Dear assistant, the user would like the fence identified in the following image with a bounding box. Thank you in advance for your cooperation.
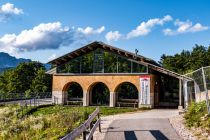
[61,107,101,140]
[0,92,52,118]
[0,92,52,103]
[184,66,210,114]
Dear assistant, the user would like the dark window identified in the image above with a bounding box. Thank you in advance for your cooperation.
[104,51,117,73]
[118,56,131,73]
[57,49,148,74]
[57,57,80,73]
[132,62,147,73]
[81,52,93,73]
[93,49,104,73]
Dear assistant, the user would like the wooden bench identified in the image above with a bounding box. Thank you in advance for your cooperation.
[117,99,138,108]
[66,98,83,106]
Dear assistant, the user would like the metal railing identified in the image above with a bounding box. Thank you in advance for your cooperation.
[184,66,210,114]
[0,92,52,103]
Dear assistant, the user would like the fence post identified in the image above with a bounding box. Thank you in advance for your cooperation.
[82,131,86,140]
[98,108,101,132]
[90,121,93,140]
[201,67,210,114]
[178,79,183,109]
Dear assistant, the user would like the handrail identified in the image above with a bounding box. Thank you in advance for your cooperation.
[61,107,101,140]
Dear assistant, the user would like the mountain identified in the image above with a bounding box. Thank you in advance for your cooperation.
[0,52,31,72]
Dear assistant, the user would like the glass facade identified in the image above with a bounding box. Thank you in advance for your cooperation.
[57,48,148,74]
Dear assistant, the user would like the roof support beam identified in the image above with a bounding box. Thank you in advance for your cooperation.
[81,49,86,53]
[88,46,93,50]
[67,55,73,58]
[74,52,80,56]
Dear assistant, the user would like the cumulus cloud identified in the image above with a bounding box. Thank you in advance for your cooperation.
[105,31,121,42]
[0,3,23,21]
[126,15,172,39]
[163,19,209,35]
[77,26,105,35]
[0,22,75,55]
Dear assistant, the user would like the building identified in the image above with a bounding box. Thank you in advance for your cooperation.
[47,41,186,108]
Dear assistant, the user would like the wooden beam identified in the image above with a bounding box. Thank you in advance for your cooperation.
[81,49,86,53]
[74,52,80,56]
[61,57,68,61]
[88,46,93,50]
[124,52,128,57]
[117,50,121,55]
[54,60,61,65]
[102,45,107,49]
[67,55,73,58]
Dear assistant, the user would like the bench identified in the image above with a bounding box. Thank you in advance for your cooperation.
[66,98,83,106]
[117,99,138,108]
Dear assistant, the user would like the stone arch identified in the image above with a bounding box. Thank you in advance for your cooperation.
[114,82,139,106]
[88,82,110,106]
[62,82,83,104]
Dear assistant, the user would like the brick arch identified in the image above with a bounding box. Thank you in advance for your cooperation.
[87,81,110,105]
[113,81,140,93]
[52,75,141,105]
[62,81,84,103]
[62,81,83,92]
[87,81,111,94]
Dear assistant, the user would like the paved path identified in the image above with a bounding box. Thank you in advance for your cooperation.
[94,109,181,140]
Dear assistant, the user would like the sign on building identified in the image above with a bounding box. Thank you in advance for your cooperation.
[140,76,150,104]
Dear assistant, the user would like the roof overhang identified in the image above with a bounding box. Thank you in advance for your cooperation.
[48,41,159,66]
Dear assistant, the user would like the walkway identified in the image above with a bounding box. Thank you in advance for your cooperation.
[94,109,181,140]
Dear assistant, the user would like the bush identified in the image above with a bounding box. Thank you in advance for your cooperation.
[184,101,209,128]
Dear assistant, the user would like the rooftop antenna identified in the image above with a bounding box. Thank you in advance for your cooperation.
[135,49,139,55]
[134,49,138,59]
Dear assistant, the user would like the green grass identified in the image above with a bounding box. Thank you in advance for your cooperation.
[0,105,146,140]
[32,105,145,116]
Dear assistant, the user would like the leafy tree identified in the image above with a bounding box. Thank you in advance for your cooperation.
[160,44,210,74]
[0,61,52,99]
[30,68,52,93]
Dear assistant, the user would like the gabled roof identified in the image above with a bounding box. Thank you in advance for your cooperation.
[48,41,159,66]
[47,41,191,80]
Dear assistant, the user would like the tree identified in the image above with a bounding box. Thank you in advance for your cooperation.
[30,68,52,93]
[0,61,52,99]
[159,44,210,74]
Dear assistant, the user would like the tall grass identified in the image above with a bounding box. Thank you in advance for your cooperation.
[0,105,143,139]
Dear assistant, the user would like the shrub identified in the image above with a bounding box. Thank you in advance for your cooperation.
[184,101,209,128]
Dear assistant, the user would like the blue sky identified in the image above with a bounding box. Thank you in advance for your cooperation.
[0,0,210,63]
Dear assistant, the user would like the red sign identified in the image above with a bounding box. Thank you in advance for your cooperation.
[139,75,150,79]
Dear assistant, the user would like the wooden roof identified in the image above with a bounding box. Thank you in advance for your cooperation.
[47,41,191,80]
[48,41,159,66]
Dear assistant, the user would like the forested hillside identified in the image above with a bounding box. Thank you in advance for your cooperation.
[159,44,210,74]
[0,62,52,98]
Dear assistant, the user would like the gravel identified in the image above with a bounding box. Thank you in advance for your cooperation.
[169,114,197,140]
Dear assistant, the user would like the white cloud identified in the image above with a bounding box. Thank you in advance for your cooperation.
[163,19,209,35]
[48,54,57,60]
[105,31,121,42]
[126,15,172,39]
[77,26,105,35]
[0,3,23,21]
[0,22,75,55]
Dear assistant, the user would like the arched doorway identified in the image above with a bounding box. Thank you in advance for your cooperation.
[90,82,110,106]
[64,82,83,104]
[115,82,139,107]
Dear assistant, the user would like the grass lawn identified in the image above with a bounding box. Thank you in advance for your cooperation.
[0,104,146,140]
